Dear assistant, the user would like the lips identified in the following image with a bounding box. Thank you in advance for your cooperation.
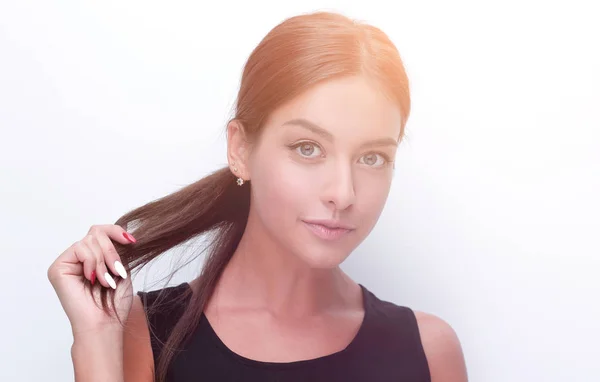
[302,219,355,241]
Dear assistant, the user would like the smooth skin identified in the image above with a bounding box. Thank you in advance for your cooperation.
[47,224,135,382]
[49,76,468,382]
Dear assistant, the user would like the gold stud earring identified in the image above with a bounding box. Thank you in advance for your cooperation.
[233,167,238,173]
[236,178,244,186]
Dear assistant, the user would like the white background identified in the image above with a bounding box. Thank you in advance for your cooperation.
[1,1,599,381]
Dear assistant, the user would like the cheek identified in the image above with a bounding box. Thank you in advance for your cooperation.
[355,173,393,222]
[251,156,313,226]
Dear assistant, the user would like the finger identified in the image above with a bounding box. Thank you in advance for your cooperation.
[89,224,137,246]
[72,241,98,283]
[83,233,125,280]
[95,258,117,290]
[82,235,105,283]
[80,239,115,290]
[95,231,128,280]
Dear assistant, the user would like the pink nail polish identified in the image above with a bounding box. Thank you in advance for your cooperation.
[123,232,137,243]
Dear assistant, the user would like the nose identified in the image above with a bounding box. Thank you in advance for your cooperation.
[321,163,356,211]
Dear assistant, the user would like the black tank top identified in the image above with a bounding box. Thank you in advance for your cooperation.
[138,283,431,382]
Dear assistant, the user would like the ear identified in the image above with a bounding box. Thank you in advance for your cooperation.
[226,119,250,181]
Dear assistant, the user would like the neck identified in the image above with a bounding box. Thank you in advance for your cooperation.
[211,210,360,318]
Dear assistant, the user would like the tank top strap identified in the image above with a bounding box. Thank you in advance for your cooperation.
[137,282,193,365]
[354,284,431,381]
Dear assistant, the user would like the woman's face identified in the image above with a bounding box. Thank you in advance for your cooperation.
[242,75,402,268]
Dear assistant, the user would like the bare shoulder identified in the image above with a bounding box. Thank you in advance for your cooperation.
[413,310,468,382]
[123,294,154,382]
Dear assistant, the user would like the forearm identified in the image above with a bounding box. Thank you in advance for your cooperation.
[71,329,124,382]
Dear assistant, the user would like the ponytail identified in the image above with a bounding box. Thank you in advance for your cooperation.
[102,166,250,381]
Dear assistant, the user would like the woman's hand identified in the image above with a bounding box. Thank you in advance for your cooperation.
[48,224,137,336]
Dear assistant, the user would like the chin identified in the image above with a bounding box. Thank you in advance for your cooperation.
[293,246,351,269]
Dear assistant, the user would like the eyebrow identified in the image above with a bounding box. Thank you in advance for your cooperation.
[282,118,398,148]
[282,118,334,141]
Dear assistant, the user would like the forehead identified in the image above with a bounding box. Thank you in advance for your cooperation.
[265,75,402,141]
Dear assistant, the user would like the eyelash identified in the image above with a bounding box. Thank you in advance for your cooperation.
[288,141,392,167]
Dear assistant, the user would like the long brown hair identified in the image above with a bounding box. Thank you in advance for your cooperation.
[102,11,411,382]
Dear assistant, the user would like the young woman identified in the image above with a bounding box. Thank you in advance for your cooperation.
[48,11,468,382]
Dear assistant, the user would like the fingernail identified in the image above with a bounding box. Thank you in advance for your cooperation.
[105,272,117,289]
[90,271,96,285]
[123,232,137,243]
[114,261,128,279]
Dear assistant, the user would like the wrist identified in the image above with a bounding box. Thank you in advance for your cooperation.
[72,330,123,350]
[71,333,124,382]
[72,326,124,361]
[72,322,124,341]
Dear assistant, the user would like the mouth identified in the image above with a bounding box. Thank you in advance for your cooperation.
[301,219,356,241]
